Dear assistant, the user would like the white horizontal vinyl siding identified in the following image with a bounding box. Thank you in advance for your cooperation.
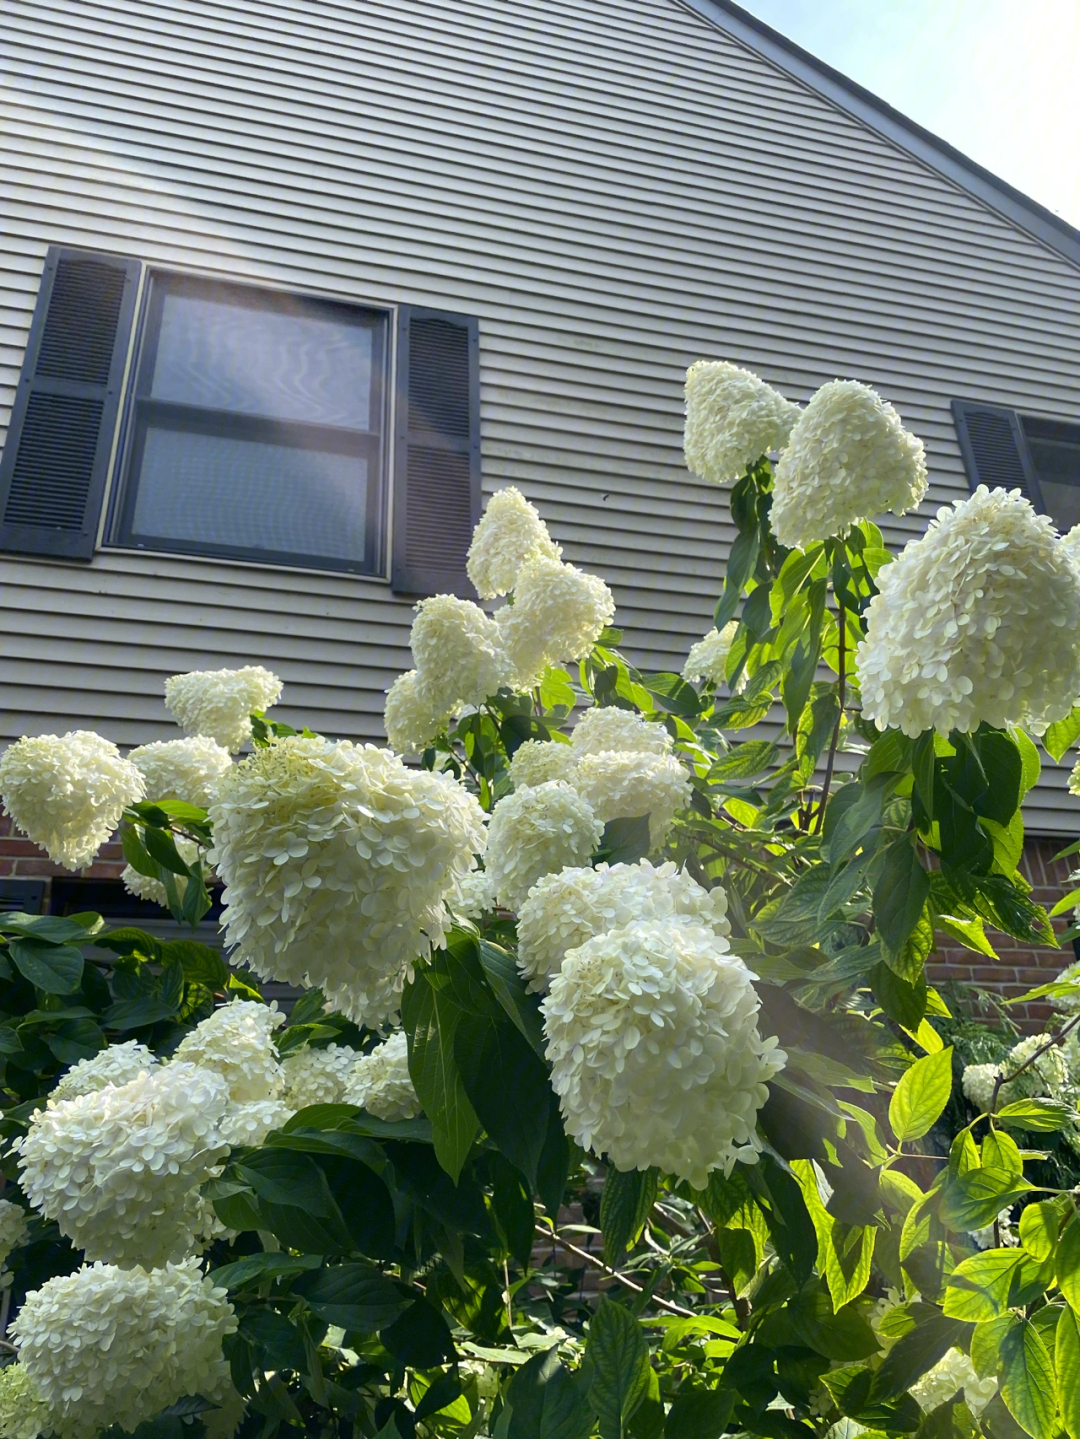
[1,0,1079,831]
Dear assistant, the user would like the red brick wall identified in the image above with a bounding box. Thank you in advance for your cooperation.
[2,817,1076,1029]
[926,838,1077,1031]
[0,814,125,898]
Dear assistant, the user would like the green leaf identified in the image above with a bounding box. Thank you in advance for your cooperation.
[585,1300,650,1439]
[875,837,931,961]
[942,1249,1045,1321]
[709,740,779,782]
[9,939,84,994]
[871,1306,973,1399]
[1056,1215,1080,1312]
[889,1047,953,1142]
[400,970,479,1183]
[716,529,760,630]
[1044,704,1080,763]
[291,1263,410,1331]
[0,912,98,943]
[912,732,936,820]
[159,939,229,989]
[210,1253,321,1289]
[236,1150,338,1217]
[871,962,927,1028]
[507,1347,595,1439]
[596,815,652,866]
[940,1168,1035,1232]
[238,1308,307,1373]
[1019,1201,1061,1263]
[600,1166,658,1265]
[141,824,194,875]
[380,1297,456,1368]
[1000,1318,1057,1439]
[1056,1304,1080,1439]
[996,1098,1075,1131]
[454,1003,556,1190]
[640,671,702,719]
[477,939,546,1055]
[663,1391,733,1439]
[120,823,160,879]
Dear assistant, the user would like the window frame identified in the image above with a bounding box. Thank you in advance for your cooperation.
[108,268,391,577]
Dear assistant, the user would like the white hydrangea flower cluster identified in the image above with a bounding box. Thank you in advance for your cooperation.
[127,734,233,808]
[467,486,562,598]
[508,740,578,790]
[0,730,145,871]
[484,781,604,912]
[683,361,800,485]
[962,1033,1071,1116]
[570,706,672,757]
[209,737,486,1027]
[174,999,285,1104]
[517,860,730,991]
[0,1364,51,1439]
[51,1040,158,1102]
[451,867,498,919]
[11,1258,236,1439]
[219,1098,294,1147]
[13,1063,229,1267]
[542,920,785,1188]
[574,750,691,850]
[383,670,450,756]
[909,1348,996,1416]
[970,1206,1019,1251]
[497,556,616,686]
[410,594,513,712]
[858,486,1080,736]
[282,1043,361,1109]
[961,1062,1000,1113]
[1057,958,1080,1012]
[121,832,200,908]
[344,1032,422,1120]
[682,622,738,685]
[771,380,927,549]
[164,666,283,753]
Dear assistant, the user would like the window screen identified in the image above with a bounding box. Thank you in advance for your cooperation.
[1021,416,1080,532]
[112,274,387,573]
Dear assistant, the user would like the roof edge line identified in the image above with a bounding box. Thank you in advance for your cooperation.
[675,0,1080,273]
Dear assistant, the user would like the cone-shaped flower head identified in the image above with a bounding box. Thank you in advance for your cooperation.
[467,486,562,598]
[542,920,785,1188]
[684,361,800,485]
[771,380,927,549]
[383,669,449,755]
[484,780,603,912]
[570,706,672,757]
[682,622,738,684]
[498,556,615,684]
[173,999,285,1104]
[409,594,513,711]
[209,737,486,1027]
[13,1063,229,1267]
[508,739,579,790]
[517,860,730,991]
[858,485,1080,735]
[0,730,144,871]
[11,1258,236,1439]
[164,666,282,752]
[127,735,232,808]
[281,1043,361,1109]
[344,1032,422,1120]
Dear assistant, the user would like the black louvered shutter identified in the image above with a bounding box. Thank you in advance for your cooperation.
[391,306,480,596]
[951,399,1043,510]
[0,247,140,560]
[0,879,47,916]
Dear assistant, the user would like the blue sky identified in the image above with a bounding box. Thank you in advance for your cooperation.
[736,0,1080,229]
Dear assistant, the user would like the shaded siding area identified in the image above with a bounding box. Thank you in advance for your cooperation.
[2,0,1080,829]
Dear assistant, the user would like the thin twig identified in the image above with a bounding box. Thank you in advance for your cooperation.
[535,1224,696,1317]
[989,1012,1080,1114]
[813,596,847,834]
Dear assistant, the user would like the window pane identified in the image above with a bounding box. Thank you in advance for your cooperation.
[150,293,374,429]
[132,427,368,562]
[1025,423,1080,532]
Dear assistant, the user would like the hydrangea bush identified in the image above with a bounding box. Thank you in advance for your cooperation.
[2,364,1080,1438]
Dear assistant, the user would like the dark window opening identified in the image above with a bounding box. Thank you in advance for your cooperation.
[1021,415,1080,532]
[111,272,389,575]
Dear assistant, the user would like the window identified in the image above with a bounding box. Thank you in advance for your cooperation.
[0,246,481,596]
[952,399,1080,532]
[112,273,387,573]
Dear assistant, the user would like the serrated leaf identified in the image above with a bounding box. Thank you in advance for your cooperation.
[291,1263,410,1331]
[586,1300,650,1439]
[1056,1215,1080,1312]
[889,1047,953,1142]
[940,1167,1035,1232]
[601,1166,658,1265]
[507,1347,595,1439]
[1000,1318,1056,1439]
[1056,1304,1080,1439]
[9,939,84,995]
[1019,1201,1061,1263]
[996,1098,1075,1131]
[1045,705,1080,763]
